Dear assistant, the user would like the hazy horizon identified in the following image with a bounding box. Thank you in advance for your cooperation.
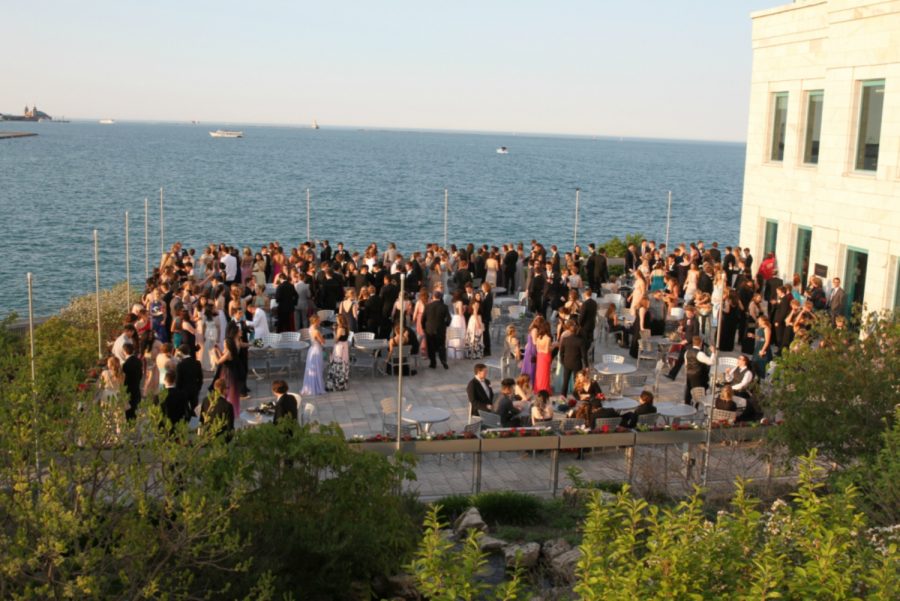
[1,1,777,143]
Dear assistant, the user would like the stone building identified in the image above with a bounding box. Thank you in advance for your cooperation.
[740,0,900,313]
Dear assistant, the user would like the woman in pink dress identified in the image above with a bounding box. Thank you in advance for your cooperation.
[412,290,429,358]
[533,320,553,394]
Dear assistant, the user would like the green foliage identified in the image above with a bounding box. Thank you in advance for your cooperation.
[57,281,139,344]
[765,310,900,466]
[409,506,523,601]
[434,494,473,524]
[836,407,900,527]
[599,232,644,258]
[572,451,898,600]
[565,465,624,495]
[472,491,543,526]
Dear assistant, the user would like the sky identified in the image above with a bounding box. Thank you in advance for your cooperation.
[1,0,777,142]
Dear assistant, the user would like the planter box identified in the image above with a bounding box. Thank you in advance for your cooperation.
[480,435,560,452]
[709,426,770,444]
[352,441,402,455]
[559,432,635,449]
[401,438,481,454]
[634,429,706,445]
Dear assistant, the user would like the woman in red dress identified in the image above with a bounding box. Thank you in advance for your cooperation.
[533,320,553,394]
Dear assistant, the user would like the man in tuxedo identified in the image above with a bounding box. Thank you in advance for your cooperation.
[585,244,597,291]
[594,248,609,286]
[319,240,332,264]
[708,242,722,264]
[502,244,519,293]
[682,336,715,403]
[665,305,701,379]
[527,260,546,315]
[466,363,494,417]
[379,274,399,337]
[544,262,567,316]
[772,286,793,354]
[625,244,640,272]
[558,322,585,397]
[354,265,372,294]
[765,272,785,322]
[271,379,298,426]
[479,281,494,356]
[122,342,143,421]
[723,246,737,286]
[159,371,192,430]
[548,245,562,276]
[175,343,204,414]
[829,277,846,321]
[743,248,754,277]
[453,259,473,291]
[423,290,451,369]
[274,273,298,332]
[578,287,598,361]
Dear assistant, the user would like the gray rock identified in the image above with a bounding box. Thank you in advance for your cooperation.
[550,548,582,583]
[479,535,508,552]
[453,507,487,536]
[503,542,541,569]
[385,573,420,600]
[541,538,572,561]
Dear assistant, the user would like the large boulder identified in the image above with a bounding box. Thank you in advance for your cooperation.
[453,507,487,536]
[478,535,508,552]
[541,538,572,562]
[503,542,541,569]
[549,548,582,583]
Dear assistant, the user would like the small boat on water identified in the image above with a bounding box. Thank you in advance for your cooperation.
[496,146,509,154]
[99,119,115,125]
[209,130,243,138]
[312,119,320,130]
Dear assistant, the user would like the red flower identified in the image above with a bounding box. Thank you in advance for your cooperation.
[600,425,609,433]
[568,398,577,407]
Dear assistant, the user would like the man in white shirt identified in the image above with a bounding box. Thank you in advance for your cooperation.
[724,354,754,397]
[221,250,238,284]
[112,325,137,364]
[247,304,270,339]
[684,335,715,403]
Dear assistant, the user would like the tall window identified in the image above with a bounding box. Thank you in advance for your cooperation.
[794,226,812,289]
[894,259,900,310]
[803,91,824,164]
[770,92,789,161]
[844,248,868,315]
[764,220,778,257]
[855,80,885,171]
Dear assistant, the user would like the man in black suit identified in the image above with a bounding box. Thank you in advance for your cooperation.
[159,371,192,430]
[423,291,451,369]
[723,246,737,286]
[466,363,494,417]
[502,245,519,293]
[708,242,722,264]
[683,336,715,403]
[319,240,332,264]
[665,305,701,379]
[453,259,473,291]
[578,288,598,361]
[379,274,399,337]
[765,272,785,322]
[175,343,204,414]
[479,281,494,356]
[271,380,298,426]
[122,342,143,421]
[527,260,546,315]
[625,244,640,272]
[558,322,584,397]
[620,390,657,428]
[585,244,597,291]
[354,265,372,294]
[594,248,609,285]
[274,273,298,332]
[544,262,567,315]
[772,286,793,354]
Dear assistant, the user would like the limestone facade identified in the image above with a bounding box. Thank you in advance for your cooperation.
[740,0,900,312]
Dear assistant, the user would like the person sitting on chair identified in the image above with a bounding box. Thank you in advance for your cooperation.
[466,363,494,417]
[272,379,298,426]
[620,390,657,429]
[714,384,738,412]
[495,378,522,427]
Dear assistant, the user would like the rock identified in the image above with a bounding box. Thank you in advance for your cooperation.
[385,573,420,600]
[503,542,541,569]
[453,507,487,536]
[479,535,508,552]
[541,538,572,561]
[550,548,582,584]
[439,529,456,543]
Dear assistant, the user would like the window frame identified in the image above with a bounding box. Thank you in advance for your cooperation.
[854,80,885,172]
[769,92,789,162]
[802,90,824,165]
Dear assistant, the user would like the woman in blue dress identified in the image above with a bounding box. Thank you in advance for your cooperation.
[301,314,327,396]
[751,315,773,380]
[649,261,667,292]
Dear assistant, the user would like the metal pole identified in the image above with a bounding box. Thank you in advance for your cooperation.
[573,187,581,249]
[125,211,130,311]
[306,188,311,242]
[701,298,724,487]
[159,187,164,259]
[94,229,102,359]
[27,273,39,480]
[144,198,149,279]
[396,273,406,451]
[443,188,449,249]
[665,190,672,252]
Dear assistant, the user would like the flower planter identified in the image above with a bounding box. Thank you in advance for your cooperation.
[480,435,560,452]
[401,438,481,454]
[709,426,770,444]
[353,441,401,455]
[559,432,635,449]
[634,429,706,445]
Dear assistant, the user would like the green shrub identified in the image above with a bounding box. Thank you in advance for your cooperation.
[472,491,543,526]
[599,232,644,258]
[433,494,472,524]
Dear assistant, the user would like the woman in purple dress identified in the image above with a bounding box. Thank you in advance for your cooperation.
[301,315,327,396]
[519,314,545,386]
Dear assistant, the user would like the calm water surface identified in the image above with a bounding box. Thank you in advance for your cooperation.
[0,121,745,316]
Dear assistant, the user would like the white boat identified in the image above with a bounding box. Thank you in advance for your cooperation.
[99,119,115,125]
[209,130,243,138]
[496,146,509,154]
[311,119,320,130]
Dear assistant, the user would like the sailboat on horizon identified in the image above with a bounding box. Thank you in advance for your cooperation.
[311,119,320,130]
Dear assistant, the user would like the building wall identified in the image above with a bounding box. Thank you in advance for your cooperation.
[740,0,900,312]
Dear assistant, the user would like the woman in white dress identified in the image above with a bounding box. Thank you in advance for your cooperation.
[684,263,700,305]
[628,270,647,317]
[465,300,485,359]
[199,306,220,372]
[485,252,499,288]
[447,291,467,359]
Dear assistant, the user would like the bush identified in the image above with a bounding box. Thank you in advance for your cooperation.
[57,281,140,345]
[600,232,644,258]
[472,491,543,526]
[433,494,472,524]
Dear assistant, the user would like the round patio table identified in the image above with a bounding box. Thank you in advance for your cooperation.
[404,406,451,433]
[655,402,697,424]
[603,397,639,413]
[494,296,519,306]
[593,362,637,375]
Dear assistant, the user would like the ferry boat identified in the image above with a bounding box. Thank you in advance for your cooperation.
[99,118,115,125]
[209,130,243,138]
[496,146,509,154]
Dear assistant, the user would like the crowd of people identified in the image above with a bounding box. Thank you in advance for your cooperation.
[96,234,848,433]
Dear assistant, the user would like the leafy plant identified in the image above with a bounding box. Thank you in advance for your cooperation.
[599,232,645,258]
[434,494,473,525]
[473,492,543,526]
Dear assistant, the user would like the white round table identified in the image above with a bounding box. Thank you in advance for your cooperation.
[493,286,507,295]
[593,362,637,375]
[494,297,519,307]
[404,406,451,433]
[655,402,697,423]
[354,339,389,351]
[274,340,309,351]
[604,397,639,413]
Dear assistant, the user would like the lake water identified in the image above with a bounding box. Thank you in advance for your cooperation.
[0,121,745,316]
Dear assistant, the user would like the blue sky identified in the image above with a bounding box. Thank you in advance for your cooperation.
[1,1,776,141]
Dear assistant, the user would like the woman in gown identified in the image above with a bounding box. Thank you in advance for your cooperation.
[533,320,553,394]
[485,252,499,288]
[99,356,125,438]
[683,264,700,305]
[337,288,359,333]
[213,324,242,419]
[519,315,543,385]
[326,314,351,392]
[301,315,327,396]
[148,288,168,343]
[629,297,650,359]
[447,292,467,359]
[240,247,254,285]
[628,270,647,317]
[719,289,742,352]
[649,261,667,292]
[199,306,219,372]
[253,253,267,287]
[412,290,429,358]
[465,300,485,359]
[751,315,773,380]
